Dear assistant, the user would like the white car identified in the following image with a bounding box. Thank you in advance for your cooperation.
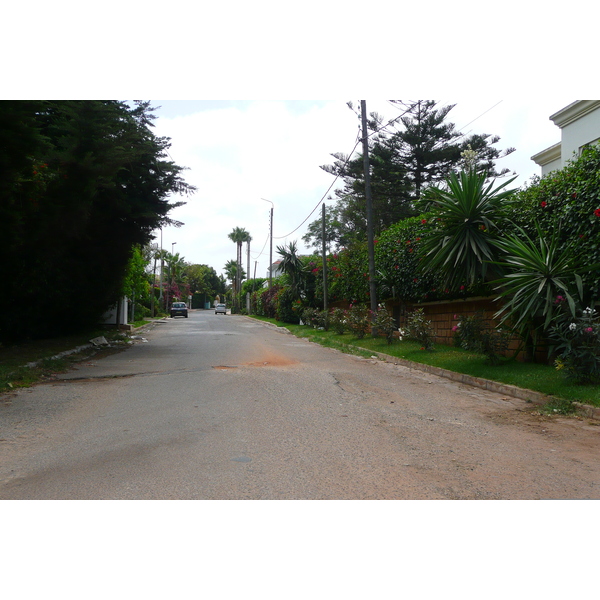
[215,303,227,315]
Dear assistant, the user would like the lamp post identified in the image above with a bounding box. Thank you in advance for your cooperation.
[262,198,273,288]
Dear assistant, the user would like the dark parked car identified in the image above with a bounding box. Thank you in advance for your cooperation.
[215,303,227,315]
[170,301,188,318]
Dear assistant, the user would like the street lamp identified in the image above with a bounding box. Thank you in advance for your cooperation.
[261,199,273,288]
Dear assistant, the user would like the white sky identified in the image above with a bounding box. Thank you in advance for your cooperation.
[151,98,571,279]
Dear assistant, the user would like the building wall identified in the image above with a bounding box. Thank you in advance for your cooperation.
[560,107,600,165]
[533,100,600,175]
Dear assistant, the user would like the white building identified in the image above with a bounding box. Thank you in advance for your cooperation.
[531,100,600,176]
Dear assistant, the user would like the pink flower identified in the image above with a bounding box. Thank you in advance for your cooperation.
[586,327,594,333]
[452,325,458,332]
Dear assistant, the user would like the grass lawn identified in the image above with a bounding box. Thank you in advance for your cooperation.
[0,328,128,395]
[249,315,600,408]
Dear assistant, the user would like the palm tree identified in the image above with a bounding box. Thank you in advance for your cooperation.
[276,240,305,295]
[223,260,244,300]
[223,259,243,304]
[244,231,252,286]
[228,227,251,308]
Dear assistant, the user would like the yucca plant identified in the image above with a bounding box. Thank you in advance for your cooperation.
[419,169,518,290]
[491,221,595,338]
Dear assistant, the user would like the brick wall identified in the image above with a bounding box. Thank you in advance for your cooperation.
[389,297,542,362]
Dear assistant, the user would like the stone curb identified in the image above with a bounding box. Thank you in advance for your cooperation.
[232,316,600,421]
[369,350,600,421]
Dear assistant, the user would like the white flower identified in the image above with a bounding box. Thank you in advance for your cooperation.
[569,323,577,331]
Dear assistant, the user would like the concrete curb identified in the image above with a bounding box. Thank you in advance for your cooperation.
[215,316,600,421]
[369,350,600,421]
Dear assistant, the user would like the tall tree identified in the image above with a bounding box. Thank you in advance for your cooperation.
[227,226,250,309]
[389,100,462,201]
[276,240,305,295]
[305,101,514,249]
[0,100,195,342]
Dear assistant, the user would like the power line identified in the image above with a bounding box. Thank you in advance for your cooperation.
[273,136,362,240]
[273,101,415,241]
[250,230,270,260]
[271,100,503,243]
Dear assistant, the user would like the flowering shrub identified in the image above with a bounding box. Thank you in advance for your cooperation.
[375,214,489,303]
[548,305,600,383]
[329,307,348,334]
[346,304,370,339]
[405,308,435,350]
[452,312,509,365]
[372,306,398,344]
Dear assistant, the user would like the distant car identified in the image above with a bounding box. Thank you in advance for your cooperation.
[215,303,227,315]
[170,302,188,318]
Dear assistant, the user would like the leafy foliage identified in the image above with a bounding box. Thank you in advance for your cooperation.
[305,100,514,249]
[549,305,600,384]
[404,308,435,350]
[329,308,349,334]
[346,304,371,339]
[452,312,510,365]
[418,169,518,289]
[509,143,600,299]
[492,221,589,335]
[0,100,194,343]
[372,306,397,344]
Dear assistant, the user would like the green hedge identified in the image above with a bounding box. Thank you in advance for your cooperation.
[510,143,600,300]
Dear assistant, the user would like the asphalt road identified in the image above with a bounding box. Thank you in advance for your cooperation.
[1,310,599,499]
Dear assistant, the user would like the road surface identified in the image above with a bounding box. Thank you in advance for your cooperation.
[1,310,599,499]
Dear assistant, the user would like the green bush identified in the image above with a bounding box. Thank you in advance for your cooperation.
[549,304,600,383]
[373,306,397,344]
[405,308,435,350]
[329,307,348,334]
[452,311,509,366]
[510,143,600,300]
[346,304,370,339]
[275,287,301,324]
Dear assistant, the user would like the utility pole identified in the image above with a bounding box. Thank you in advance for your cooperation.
[361,100,378,335]
[262,199,274,288]
[321,202,328,314]
[159,228,164,311]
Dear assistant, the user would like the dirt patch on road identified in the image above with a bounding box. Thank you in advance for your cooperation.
[245,354,298,368]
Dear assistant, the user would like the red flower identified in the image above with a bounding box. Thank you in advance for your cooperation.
[594,208,600,217]
[421,219,427,224]
[541,201,547,208]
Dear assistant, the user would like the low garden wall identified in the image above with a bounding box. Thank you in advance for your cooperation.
[389,297,549,363]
